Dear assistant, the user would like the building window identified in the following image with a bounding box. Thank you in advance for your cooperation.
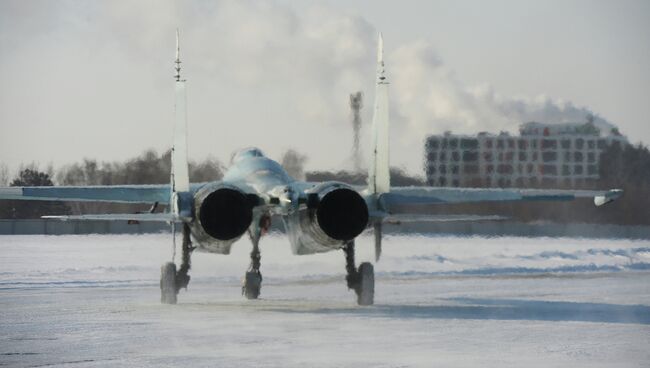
[450,139,458,149]
[442,139,448,149]
[574,151,584,162]
[542,139,557,149]
[508,139,514,149]
[483,152,493,161]
[519,152,527,161]
[452,151,460,162]
[463,151,478,162]
[574,165,583,175]
[532,152,538,161]
[452,179,460,187]
[464,165,479,174]
[542,165,557,175]
[527,164,534,174]
[460,138,478,150]
[485,139,493,149]
[439,165,447,174]
[542,152,557,162]
[497,140,505,149]
[428,138,439,149]
[575,138,584,149]
[440,152,447,161]
[487,165,494,174]
[505,152,514,161]
[427,165,436,175]
[588,165,598,175]
[597,139,607,149]
[562,165,570,176]
[518,139,528,150]
[439,177,447,186]
[588,152,595,163]
[561,139,571,149]
[498,164,513,174]
[427,152,437,161]
[564,152,571,162]
[542,178,558,187]
[452,165,459,174]
[588,140,595,149]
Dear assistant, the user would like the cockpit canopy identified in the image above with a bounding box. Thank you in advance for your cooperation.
[230,147,266,165]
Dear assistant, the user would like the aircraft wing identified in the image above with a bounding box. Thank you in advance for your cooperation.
[0,183,205,204]
[378,187,623,212]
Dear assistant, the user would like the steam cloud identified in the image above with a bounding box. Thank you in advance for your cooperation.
[0,0,617,174]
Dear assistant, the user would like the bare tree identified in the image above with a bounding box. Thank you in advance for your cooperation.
[0,163,9,186]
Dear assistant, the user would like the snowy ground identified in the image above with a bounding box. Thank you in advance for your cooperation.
[1,233,649,367]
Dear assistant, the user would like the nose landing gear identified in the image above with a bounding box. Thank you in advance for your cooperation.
[242,214,271,300]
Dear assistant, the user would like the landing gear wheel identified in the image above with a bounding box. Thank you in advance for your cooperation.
[160,262,177,304]
[356,262,374,306]
[243,271,262,300]
[343,241,375,306]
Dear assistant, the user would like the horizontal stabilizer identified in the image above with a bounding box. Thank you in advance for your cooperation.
[371,212,508,224]
[0,183,205,204]
[0,185,171,204]
[42,213,186,222]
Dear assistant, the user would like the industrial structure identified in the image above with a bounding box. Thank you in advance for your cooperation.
[425,121,628,188]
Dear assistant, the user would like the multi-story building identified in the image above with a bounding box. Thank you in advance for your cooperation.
[424,121,627,188]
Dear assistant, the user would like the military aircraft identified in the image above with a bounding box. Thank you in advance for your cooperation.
[0,32,622,305]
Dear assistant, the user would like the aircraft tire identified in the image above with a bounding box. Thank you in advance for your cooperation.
[160,262,178,304]
[243,271,262,300]
[357,262,374,306]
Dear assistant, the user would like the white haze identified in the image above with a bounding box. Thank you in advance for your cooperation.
[0,0,639,176]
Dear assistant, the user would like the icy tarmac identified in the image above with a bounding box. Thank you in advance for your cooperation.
[1,234,649,367]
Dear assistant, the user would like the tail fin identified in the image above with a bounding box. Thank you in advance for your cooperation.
[171,29,190,194]
[368,33,390,194]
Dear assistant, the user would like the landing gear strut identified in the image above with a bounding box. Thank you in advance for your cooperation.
[160,223,195,304]
[242,215,271,300]
[344,240,375,306]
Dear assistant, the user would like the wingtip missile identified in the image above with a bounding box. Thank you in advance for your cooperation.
[594,189,623,206]
[376,32,387,84]
[174,28,182,81]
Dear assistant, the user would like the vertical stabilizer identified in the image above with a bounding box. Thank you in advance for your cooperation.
[172,29,190,194]
[368,33,390,194]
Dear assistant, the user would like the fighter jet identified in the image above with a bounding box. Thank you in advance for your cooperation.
[0,32,622,305]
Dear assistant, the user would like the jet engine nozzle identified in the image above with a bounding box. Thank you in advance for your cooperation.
[193,184,256,241]
[300,183,369,245]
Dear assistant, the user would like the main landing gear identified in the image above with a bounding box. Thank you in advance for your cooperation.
[344,240,375,306]
[242,214,271,300]
[160,223,195,304]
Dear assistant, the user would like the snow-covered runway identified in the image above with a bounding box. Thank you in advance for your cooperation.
[1,234,649,367]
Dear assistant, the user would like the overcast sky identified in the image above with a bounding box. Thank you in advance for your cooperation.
[1,0,648,177]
